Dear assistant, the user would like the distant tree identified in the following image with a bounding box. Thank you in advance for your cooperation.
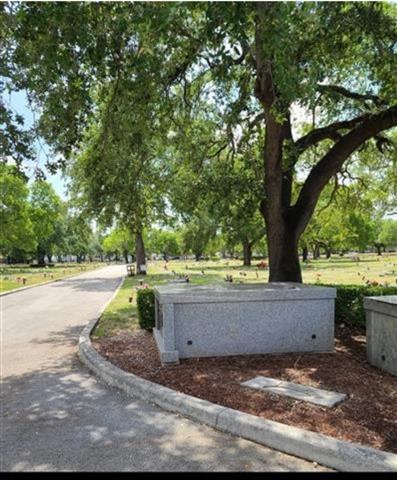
[181,208,218,261]
[87,231,105,262]
[377,219,397,252]
[102,227,134,263]
[146,229,181,259]
[29,180,62,265]
[62,214,95,263]
[0,163,36,261]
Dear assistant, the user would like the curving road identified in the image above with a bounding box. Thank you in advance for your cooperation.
[1,265,323,472]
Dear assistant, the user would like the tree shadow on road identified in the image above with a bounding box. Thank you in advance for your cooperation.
[1,357,321,472]
[29,324,85,348]
[50,276,122,293]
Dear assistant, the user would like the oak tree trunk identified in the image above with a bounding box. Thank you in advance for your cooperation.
[253,3,397,283]
[242,239,252,266]
[37,248,46,266]
[135,231,147,274]
[266,220,302,282]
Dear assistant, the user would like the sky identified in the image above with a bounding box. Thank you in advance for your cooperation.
[3,89,68,199]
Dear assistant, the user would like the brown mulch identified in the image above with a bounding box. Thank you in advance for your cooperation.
[93,325,397,454]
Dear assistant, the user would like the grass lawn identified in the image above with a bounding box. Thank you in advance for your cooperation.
[0,262,105,293]
[93,253,397,339]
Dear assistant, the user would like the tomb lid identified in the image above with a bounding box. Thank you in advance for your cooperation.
[154,282,336,304]
[364,295,397,318]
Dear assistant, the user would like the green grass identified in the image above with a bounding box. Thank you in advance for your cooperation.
[94,253,397,339]
[92,277,139,338]
[0,262,104,293]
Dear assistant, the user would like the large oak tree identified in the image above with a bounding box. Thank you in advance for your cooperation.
[3,1,397,281]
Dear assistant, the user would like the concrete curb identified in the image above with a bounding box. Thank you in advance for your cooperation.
[0,266,106,297]
[78,300,397,472]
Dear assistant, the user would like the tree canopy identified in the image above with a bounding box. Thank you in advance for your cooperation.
[2,2,397,279]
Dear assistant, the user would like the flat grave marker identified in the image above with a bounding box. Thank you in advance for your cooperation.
[241,376,347,407]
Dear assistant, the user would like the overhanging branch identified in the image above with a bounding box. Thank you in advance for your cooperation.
[294,114,370,156]
[317,84,387,108]
[292,104,397,232]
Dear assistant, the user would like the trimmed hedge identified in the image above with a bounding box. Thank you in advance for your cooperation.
[136,287,155,330]
[317,284,397,328]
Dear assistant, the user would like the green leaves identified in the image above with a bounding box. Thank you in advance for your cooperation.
[29,180,63,258]
[0,163,36,255]
[3,1,397,276]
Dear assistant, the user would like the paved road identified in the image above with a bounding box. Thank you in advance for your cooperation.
[1,265,324,472]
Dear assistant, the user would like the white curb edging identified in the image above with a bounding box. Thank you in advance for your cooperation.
[78,301,397,472]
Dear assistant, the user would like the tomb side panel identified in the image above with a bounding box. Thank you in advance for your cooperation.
[174,299,334,358]
[367,311,397,376]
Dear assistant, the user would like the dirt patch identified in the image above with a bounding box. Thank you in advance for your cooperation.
[92,325,397,454]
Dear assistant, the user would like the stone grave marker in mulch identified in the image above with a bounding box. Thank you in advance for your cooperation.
[241,376,347,407]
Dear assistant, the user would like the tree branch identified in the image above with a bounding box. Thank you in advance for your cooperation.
[291,104,397,232]
[316,175,339,215]
[294,114,370,156]
[317,84,386,107]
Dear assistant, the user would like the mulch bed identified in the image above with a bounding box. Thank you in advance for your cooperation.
[93,325,397,454]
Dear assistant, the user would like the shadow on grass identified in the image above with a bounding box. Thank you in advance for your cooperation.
[186,264,259,272]
[93,306,139,339]
[124,272,225,287]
